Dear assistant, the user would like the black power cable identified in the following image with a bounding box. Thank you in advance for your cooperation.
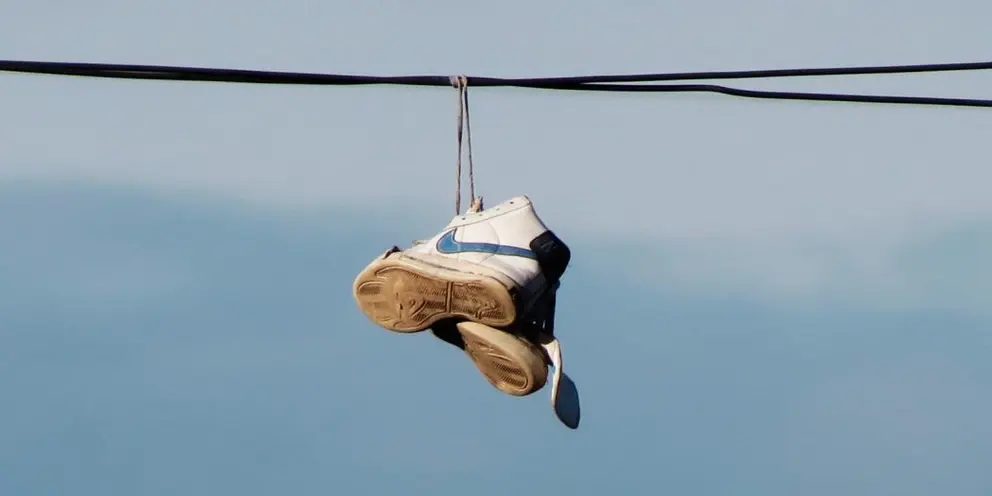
[2,59,992,109]
[503,60,992,84]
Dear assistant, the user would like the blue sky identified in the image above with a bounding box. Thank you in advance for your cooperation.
[2,1,992,495]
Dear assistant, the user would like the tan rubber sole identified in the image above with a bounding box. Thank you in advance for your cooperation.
[456,321,548,397]
[353,252,518,333]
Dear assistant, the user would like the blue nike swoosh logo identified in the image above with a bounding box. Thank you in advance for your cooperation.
[435,230,537,259]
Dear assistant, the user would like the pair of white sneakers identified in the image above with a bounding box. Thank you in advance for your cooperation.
[352,195,580,429]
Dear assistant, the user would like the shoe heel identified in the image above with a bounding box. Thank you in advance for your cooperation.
[529,230,571,284]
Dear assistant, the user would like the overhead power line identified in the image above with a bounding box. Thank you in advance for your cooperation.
[2,59,992,109]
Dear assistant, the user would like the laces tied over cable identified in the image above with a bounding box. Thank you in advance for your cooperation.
[450,75,479,215]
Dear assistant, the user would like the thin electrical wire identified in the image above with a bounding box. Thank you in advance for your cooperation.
[2,59,992,109]
[501,60,992,84]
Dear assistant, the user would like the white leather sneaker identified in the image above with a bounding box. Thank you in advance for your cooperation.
[353,195,570,333]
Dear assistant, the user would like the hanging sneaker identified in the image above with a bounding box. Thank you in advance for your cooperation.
[431,319,549,397]
[352,195,570,333]
[431,284,580,429]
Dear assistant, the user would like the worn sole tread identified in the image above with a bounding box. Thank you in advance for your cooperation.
[353,257,517,333]
[457,322,548,397]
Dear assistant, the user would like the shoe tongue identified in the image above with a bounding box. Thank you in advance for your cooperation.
[538,335,580,430]
[553,371,581,429]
